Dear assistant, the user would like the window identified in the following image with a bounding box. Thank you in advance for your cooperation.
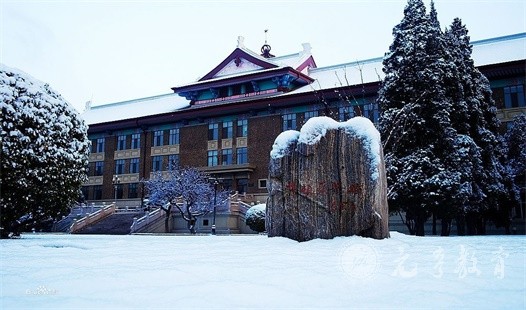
[222,149,233,165]
[208,123,219,140]
[207,150,218,167]
[96,138,105,153]
[153,130,164,146]
[222,121,233,139]
[117,135,126,150]
[152,156,163,172]
[236,147,248,164]
[504,85,525,108]
[339,106,355,121]
[237,119,248,137]
[168,154,179,170]
[95,161,104,176]
[128,183,138,199]
[115,159,125,174]
[131,133,140,149]
[203,219,209,226]
[169,128,180,145]
[93,185,103,200]
[129,158,139,174]
[236,178,248,194]
[363,103,380,124]
[258,179,267,189]
[304,111,318,123]
[282,113,296,131]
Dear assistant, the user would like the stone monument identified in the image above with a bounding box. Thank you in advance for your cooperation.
[266,116,389,242]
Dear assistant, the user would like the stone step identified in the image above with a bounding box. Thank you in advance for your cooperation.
[76,213,139,235]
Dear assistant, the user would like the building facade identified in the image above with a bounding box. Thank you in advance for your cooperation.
[81,33,526,215]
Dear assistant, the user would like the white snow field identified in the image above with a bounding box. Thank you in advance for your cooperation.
[1,232,524,309]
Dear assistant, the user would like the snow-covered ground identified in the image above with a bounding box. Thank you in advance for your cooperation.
[1,232,524,309]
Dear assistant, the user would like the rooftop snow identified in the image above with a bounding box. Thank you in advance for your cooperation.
[82,33,524,126]
[81,93,190,126]
[285,32,526,96]
[471,33,526,66]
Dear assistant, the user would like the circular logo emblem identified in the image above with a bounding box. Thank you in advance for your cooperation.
[340,243,379,280]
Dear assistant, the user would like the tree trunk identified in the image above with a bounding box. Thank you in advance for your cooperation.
[404,216,416,235]
[415,216,426,236]
[432,212,437,235]
[456,212,466,236]
[477,216,486,235]
[187,219,196,234]
[164,205,172,233]
[441,218,451,236]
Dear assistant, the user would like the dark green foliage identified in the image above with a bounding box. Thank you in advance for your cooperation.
[1,65,90,238]
[378,0,506,235]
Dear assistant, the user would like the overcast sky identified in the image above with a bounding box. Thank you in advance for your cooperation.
[1,0,525,112]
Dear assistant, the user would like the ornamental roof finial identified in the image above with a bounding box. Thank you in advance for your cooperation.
[237,36,245,48]
[261,29,275,58]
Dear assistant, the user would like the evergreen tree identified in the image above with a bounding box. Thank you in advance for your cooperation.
[502,114,526,222]
[445,19,506,234]
[1,64,90,238]
[378,0,507,236]
[378,0,456,235]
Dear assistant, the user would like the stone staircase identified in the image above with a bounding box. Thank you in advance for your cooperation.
[74,213,140,235]
[52,205,103,232]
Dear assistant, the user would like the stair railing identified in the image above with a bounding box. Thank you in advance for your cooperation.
[129,207,164,234]
[70,203,116,233]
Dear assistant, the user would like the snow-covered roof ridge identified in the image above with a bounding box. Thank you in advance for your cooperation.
[471,32,525,66]
[310,56,384,74]
[81,93,190,126]
[88,93,179,110]
[84,33,524,126]
[471,32,526,46]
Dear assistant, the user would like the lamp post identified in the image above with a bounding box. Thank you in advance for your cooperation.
[112,175,121,203]
[212,178,218,235]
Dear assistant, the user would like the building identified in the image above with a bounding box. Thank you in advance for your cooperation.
[81,33,526,224]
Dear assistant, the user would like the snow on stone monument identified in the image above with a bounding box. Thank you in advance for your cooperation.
[267,116,389,242]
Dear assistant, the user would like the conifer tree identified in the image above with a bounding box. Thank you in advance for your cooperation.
[444,18,506,234]
[502,114,526,222]
[378,0,507,235]
[378,0,455,235]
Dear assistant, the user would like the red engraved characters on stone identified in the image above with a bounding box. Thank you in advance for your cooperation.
[347,183,364,195]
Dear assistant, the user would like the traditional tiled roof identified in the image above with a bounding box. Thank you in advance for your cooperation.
[82,33,525,127]
[81,93,189,126]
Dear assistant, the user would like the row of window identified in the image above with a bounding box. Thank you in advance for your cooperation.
[83,178,252,201]
[281,104,380,131]
[208,147,248,167]
[92,107,376,154]
[82,183,139,200]
[90,147,248,176]
[93,85,523,153]
[208,119,248,140]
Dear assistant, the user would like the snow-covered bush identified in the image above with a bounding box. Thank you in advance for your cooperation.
[245,204,266,233]
[0,64,90,238]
